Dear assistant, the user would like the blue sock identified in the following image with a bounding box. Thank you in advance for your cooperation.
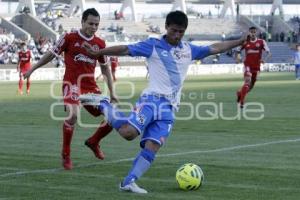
[122,148,156,186]
[98,100,127,130]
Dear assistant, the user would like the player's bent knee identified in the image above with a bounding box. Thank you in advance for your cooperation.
[118,125,138,141]
[66,114,77,125]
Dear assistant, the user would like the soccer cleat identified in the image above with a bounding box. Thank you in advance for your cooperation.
[84,139,105,160]
[79,93,110,106]
[17,90,23,95]
[119,181,148,194]
[239,102,244,109]
[62,154,73,170]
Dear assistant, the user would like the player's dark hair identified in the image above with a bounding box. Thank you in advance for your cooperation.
[249,26,257,30]
[82,8,100,22]
[165,10,188,29]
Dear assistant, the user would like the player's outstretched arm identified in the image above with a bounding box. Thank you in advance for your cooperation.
[209,34,248,56]
[262,51,272,63]
[83,42,129,57]
[23,52,55,79]
[100,63,118,103]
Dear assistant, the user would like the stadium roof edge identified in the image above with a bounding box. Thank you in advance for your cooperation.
[1,0,300,4]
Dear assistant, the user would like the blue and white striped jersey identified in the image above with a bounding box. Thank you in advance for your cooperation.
[128,36,210,108]
[127,36,211,109]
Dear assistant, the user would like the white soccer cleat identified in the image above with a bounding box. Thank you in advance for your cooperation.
[79,93,110,106]
[119,182,148,194]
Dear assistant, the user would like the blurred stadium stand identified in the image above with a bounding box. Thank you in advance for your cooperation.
[0,0,299,67]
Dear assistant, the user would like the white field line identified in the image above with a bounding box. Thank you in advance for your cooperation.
[0,137,300,178]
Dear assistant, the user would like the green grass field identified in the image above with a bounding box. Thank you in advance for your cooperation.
[0,72,299,200]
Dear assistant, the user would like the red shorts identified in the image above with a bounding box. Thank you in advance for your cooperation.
[62,83,102,117]
[20,67,31,76]
[244,67,259,82]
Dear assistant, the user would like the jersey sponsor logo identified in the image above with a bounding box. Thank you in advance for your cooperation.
[74,53,95,64]
[247,49,260,54]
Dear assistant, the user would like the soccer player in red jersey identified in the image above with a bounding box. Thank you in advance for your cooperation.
[110,56,118,81]
[24,8,117,170]
[17,42,32,95]
[236,27,271,108]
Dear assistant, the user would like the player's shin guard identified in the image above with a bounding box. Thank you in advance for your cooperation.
[62,121,74,156]
[239,83,250,105]
[26,79,30,93]
[122,148,156,186]
[18,79,23,92]
[100,101,127,130]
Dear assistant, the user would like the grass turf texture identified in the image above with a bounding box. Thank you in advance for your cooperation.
[0,72,299,200]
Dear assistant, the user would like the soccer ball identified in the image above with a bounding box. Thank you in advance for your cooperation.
[176,163,204,191]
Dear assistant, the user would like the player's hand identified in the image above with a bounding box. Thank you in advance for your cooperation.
[23,69,32,79]
[82,41,99,57]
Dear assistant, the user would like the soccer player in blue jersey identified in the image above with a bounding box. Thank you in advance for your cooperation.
[82,10,248,193]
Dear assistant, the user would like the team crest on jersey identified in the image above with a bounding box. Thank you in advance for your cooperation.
[255,43,260,48]
[173,50,190,60]
[92,45,99,51]
[136,113,146,125]
[74,42,80,47]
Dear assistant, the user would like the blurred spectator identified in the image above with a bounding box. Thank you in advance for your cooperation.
[280,32,285,42]
[267,32,272,42]
[292,31,298,43]
[114,10,118,20]
[221,32,226,41]
[275,33,279,42]
[293,44,300,80]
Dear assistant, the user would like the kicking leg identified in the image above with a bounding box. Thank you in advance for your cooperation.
[120,140,159,194]
[238,71,252,108]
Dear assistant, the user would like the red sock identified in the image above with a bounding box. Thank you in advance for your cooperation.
[239,83,250,104]
[19,79,23,91]
[62,121,74,156]
[26,79,31,91]
[88,121,113,144]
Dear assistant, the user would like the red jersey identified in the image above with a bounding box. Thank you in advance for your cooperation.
[18,50,31,71]
[50,30,107,91]
[240,38,269,71]
[110,56,118,71]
